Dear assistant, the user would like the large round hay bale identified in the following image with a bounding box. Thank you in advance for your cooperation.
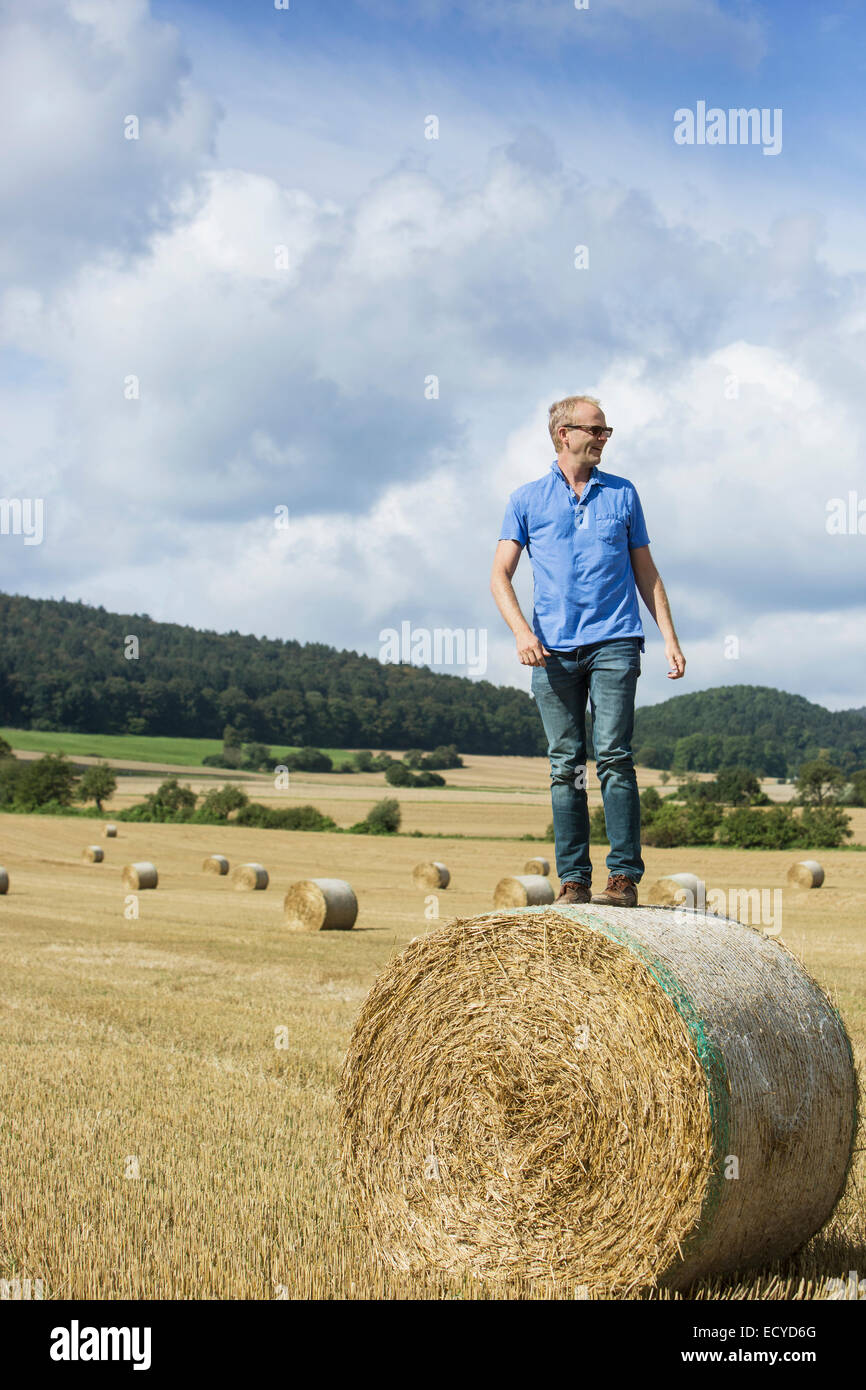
[340,903,857,1291]
[82,846,104,863]
[523,857,550,876]
[231,862,268,891]
[202,854,230,876]
[411,862,450,891]
[0,867,8,895]
[647,872,705,908]
[787,860,824,890]
[103,824,118,838]
[284,878,358,931]
[121,861,158,890]
[493,874,554,908]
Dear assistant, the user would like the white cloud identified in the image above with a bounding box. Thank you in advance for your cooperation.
[1,0,865,719]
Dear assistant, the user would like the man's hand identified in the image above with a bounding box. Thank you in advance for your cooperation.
[665,641,686,679]
[517,631,551,667]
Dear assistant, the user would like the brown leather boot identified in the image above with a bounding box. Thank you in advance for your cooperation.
[591,874,639,907]
[555,880,592,905]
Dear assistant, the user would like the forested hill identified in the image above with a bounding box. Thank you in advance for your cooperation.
[0,592,544,754]
[1,593,863,772]
[632,685,866,776]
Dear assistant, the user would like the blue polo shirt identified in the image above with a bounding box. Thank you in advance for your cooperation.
[499,461,650,652]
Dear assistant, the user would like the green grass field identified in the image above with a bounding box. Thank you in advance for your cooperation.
[0,729,354,768]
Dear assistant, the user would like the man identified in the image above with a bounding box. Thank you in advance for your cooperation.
[490,395,685,907]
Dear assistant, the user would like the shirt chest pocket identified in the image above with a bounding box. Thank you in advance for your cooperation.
[596,514,627,545]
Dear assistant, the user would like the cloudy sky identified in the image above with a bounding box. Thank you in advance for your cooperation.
[1,0,865,711]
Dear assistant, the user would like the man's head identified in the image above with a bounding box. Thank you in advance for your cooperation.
[548,394,611,468]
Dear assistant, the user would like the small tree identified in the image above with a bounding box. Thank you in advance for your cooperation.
[714,767,762,806]
[76,762,118,812]
[14,753,78,810]
[0,734,13,759]
[385,762,415,787]
[795,759,845,806]
[403,749,425,769]
[143,778,198,821]
[240,742,272,772]
[351,797,402,834]
[196,785,249,821]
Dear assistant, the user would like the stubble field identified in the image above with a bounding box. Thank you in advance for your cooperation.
[1,756,864,1300]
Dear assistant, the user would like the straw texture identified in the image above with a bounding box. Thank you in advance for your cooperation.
[412,862,451,891]
[524,858,550,876]
[202,854,229,875]
[340,903,858,1292]
[493,874,555,908]
[647,873,705,908]
[121,861,158,890]
[231,862,268,891]
[283,878,357,931]
[787,860,825,889]
[82,846,104,863]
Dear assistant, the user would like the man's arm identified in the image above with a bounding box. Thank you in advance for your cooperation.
[630,545,686,679]
[490,539,550,667]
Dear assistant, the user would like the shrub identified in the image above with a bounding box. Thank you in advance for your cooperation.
[0,757,25,807]
[420,744,464,770]
[589,806,608,844]
[385,762,416,787]
[797,805,853,849]
[13,753,78,811]
[239,741,272,772]
[403,749,425,769]
[194,785,249,821]
[235,803,336,831]
[717,806,800,850]
[640,787,662,822]
[415,770,445,787]
[363,797,402,833]
[282,746,333,773]
[352,750,375,772]
[138,778,198,822]
[202,747,245,769]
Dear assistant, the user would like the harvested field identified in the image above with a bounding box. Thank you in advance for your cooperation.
[1,758,864,1300]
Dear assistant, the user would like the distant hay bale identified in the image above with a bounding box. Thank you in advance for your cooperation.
[787,860,824,890]
[647,872,706,909]
[103,824,118,838]
[231,862,269,891]
[340,903,858,1290]
[202,854,230,876]
[0,867,8,895]
[121,861,158,890]
[82,846,104,863]
[524,857,550,876]
[283,878,358,931]
[412,862,450,891]
[493,874,554,908]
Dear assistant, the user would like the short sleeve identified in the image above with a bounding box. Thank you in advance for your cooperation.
[499,493,528,546]
[627,486,650,549]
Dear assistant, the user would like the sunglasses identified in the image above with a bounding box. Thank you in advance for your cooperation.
[562,424,613,440]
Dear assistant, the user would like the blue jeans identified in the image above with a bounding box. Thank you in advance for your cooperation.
[531,638,644,884]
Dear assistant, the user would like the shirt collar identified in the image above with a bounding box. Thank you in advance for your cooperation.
[550,460,603,491]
